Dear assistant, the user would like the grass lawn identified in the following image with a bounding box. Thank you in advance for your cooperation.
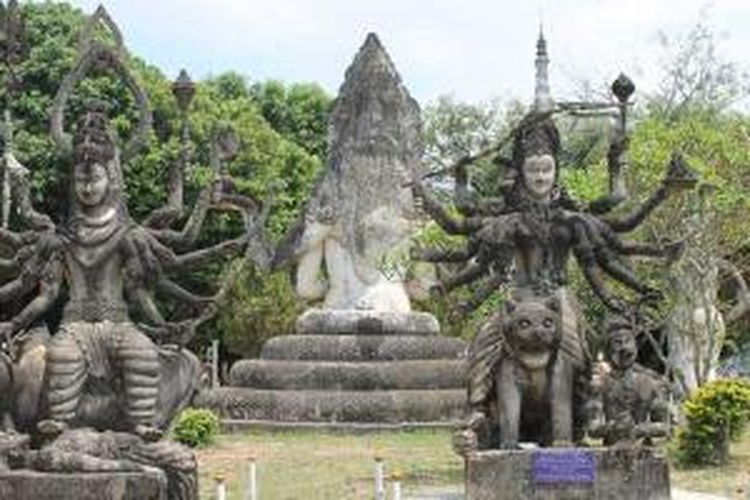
[196,427,750,499]
[670,432,750,500]
[196,428,463,499]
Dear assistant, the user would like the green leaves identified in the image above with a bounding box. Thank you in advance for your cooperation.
[171,408,221,448]
[673,378,750,466]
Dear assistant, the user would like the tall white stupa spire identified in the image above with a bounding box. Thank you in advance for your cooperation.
[534,25,554,112]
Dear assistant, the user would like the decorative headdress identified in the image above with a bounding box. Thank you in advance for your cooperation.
[73,103,117,167]
[69,102,129,224]
[511,115,560,170]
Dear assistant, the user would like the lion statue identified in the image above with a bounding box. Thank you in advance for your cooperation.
[454,292,591,453]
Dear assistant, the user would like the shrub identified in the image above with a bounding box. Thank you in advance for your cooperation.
[672,378,750,466]
[171,408,221,448]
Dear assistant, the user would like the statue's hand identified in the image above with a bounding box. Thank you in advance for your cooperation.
[3,151,29,176]
[452,410,485,456]
[452,428,479,456]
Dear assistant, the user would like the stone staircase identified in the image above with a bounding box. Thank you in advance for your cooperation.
[196,309,468,424]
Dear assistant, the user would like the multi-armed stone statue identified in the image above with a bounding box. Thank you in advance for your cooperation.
[0,7,261,499]
[414,32,694,499]
[199,33,468,424]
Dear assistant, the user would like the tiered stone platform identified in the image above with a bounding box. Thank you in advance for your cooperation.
[196,309,468,424]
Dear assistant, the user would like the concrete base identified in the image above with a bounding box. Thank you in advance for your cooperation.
[466,448,670,500]
[0,469,168,500]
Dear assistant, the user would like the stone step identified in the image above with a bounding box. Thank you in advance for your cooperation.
[229,359,467,391]
[296,309,440,336]
[195,388,467,423]
[261,335,467,362]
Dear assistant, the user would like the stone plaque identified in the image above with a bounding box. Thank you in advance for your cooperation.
[532,450,596,483]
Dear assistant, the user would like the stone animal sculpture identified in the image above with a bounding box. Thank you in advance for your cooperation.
[454,294,589,452]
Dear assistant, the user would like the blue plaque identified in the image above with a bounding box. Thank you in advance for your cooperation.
[532,450,596,483]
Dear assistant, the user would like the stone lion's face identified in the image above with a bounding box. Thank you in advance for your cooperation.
[504,297,561,370]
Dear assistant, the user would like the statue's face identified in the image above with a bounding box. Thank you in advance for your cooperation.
[522,154,556,200]
[608,329,637,369]
[74,162,109,207]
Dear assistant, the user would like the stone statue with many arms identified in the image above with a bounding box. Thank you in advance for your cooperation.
[412,33,696,452]
[0,6,262,499]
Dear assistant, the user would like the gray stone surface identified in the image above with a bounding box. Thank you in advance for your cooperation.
[295,309,440,336]
[0,469,168,500]
[195,387,466,423]
[286,33,423,312]
[261,334,467,361]
[466,448,670,500]
[229,359,466,390]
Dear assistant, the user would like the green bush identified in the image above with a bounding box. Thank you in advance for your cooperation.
[672,378,750,466]
[171,408,221,448]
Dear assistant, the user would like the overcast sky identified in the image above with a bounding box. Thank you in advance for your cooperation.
[65,0,750,108]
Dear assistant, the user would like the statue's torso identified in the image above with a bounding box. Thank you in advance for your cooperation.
[62,225,130,323]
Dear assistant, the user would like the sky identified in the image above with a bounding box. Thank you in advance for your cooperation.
[64,0,750,108]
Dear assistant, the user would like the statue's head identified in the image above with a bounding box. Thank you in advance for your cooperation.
[604,316,638,370]
[503,294,561,370]
[70,104,127,218]
[512,115,560,201]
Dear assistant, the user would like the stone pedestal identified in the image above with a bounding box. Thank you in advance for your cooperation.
[197,309,468,423]
[0,469,167,500]
[466,448,670,500]
[0,433,29,471]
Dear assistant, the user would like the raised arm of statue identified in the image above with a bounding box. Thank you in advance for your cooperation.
[4,152,55,231]
[412,180,480,235]
[0,255,63,346]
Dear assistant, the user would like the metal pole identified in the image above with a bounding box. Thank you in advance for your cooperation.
[212,339,220,389]
[215,475,227,500]
[245,457,257,500]
[392,480,402,500]
[374,457,385,500]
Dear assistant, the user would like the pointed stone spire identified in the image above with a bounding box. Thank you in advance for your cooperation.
[534,25,554,112]
[329,32,422,162]
[296,32,423,311]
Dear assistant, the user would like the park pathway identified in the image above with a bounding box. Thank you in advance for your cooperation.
[404,485,732,500]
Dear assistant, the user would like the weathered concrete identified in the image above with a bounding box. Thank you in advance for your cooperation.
[0,469,168,500]
[465,448,670,500]
[261,335,466,362]
[229,359,466,391]
[295,309,440,336]
[196,387,466,423]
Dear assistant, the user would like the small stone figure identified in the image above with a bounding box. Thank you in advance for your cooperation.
[589,314,670,446]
